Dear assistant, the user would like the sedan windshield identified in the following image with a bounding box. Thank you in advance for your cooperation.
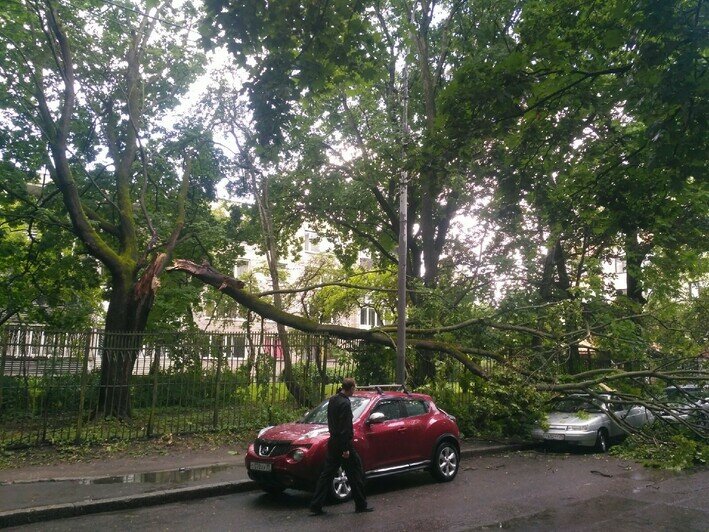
[300,397,371,424]
[552,398,603,414]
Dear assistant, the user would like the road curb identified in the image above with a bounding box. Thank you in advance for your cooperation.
[0,480,257,528]
[1,443,537,527]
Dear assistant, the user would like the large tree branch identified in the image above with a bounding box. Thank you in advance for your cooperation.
[536,370,709,392]
[168,259,491,378]
[35,0,122,272]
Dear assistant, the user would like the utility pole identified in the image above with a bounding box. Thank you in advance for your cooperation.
[396,6,413,386]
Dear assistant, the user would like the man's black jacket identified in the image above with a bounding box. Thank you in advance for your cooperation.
[327,391,354,454]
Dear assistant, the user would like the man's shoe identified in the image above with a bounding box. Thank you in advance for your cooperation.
[355,507,374,513]
[309,507,326,516]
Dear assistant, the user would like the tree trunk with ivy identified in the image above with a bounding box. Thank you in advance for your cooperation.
[3,0,200,418]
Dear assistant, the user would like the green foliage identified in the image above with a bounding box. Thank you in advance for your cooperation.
[0,374,100,419]
[0,193,103,328]
[612,433,709,471]
[418,360,548,439]
[348,344,396,386]
[200,0,383,148]
[278,360,341,405]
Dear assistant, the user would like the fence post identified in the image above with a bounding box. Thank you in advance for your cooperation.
[212,338,223,429]
[75,330,92,444]
[40,332,60,443]
[0,327,8,417]
[147,344,161,438]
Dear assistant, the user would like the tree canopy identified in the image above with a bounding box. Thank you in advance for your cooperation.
[1,0,706,430]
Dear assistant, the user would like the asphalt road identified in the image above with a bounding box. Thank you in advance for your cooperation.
[8,450,708,531]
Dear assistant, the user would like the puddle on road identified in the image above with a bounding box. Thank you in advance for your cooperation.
[80,464,235,485]
[3,464,236,486]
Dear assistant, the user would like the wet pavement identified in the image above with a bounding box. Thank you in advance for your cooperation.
[6,451,704,531]
[477,494,708,531]
[0,463,249,512]
[0,439,533,526]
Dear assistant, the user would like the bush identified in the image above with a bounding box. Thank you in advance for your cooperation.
[349,344,396,385]
[418,361,547,439]
[611,429,709,470]
[0,374,100,418]
[279,360,342,406]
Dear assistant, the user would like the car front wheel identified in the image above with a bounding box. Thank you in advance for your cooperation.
[330,467,352,502]
[431,441,459,481]
[594,429,608,453]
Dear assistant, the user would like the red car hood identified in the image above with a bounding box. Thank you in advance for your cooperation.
[259,423,330,443]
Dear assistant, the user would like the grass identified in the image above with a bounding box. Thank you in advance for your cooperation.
[0,430,253,471]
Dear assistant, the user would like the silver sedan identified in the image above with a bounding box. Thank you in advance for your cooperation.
[531,394,654,452]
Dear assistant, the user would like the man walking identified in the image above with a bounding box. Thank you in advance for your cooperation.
[309,378,373,515]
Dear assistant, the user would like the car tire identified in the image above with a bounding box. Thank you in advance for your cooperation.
[329,467,352,502]
[431,441,459,482]
[594,429,609,453]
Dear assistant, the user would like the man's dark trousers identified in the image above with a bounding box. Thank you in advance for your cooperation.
[310,442,367,510]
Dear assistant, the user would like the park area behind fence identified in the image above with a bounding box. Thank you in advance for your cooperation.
[0,326,383,447]
[1,324,618,448]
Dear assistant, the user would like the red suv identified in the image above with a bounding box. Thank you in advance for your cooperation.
[245,386,461,501]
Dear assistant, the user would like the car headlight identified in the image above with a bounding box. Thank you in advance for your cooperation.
[257,426,274,438]
[567,424,590,431]
[291,448,306,462]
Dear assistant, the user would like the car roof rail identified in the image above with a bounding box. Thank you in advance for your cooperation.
[358,384,411,395]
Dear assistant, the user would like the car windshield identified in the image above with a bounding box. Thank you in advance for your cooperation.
[300,397,371,424]
[552,397,603,414]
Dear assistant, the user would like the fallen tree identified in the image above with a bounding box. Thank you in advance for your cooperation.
[169,260,707,399]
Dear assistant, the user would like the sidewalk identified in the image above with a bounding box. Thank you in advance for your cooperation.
[0,439,535,527]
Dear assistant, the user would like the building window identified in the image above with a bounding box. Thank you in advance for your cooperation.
[225,335,246,358]
[304,231,320,253]
[613,259,626,274]
[235,259,250,278]
[360,307,382,327]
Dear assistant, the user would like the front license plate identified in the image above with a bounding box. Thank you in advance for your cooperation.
[250,461,272,472]
[543,433,565,441]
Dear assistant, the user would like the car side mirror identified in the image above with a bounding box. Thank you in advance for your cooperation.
[367,412,386,424]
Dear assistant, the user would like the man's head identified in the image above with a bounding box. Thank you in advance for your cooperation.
[342,377,356,396]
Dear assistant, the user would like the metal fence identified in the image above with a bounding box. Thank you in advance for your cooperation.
[0,326,405,447]
[0,325,613,448]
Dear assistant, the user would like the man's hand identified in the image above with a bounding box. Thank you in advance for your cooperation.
[342,450,350,459]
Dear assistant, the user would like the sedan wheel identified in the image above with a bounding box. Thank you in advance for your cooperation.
[330,467,352,502]
[431,441,459,481]
[594,429,608,453]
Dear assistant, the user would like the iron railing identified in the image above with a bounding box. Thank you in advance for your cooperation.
[0,326,397,446]
[0,325,617,447]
